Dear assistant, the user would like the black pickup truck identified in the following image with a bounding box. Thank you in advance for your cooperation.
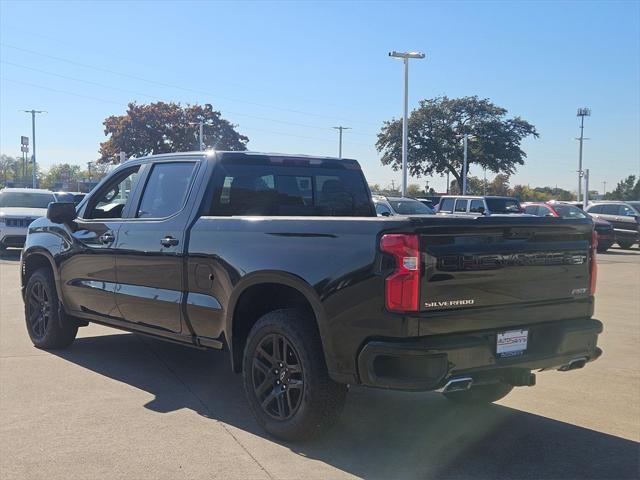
[21,151,602,440]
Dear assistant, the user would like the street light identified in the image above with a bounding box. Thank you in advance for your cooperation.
[389,50,425,197]
[456,133,476,194]
[576,107,591,203]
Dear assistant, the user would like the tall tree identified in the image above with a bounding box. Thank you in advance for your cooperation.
[40,164,82,190]
[604,175,639,200]
[376,96,538,187]
[98,102,249,163]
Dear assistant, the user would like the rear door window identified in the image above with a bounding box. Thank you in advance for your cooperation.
[454,199,468,212]
[439,198,454,212]
[137,162,197,218]
[469,199,485,213]
[210,164,373,216]
[602,204,620,215]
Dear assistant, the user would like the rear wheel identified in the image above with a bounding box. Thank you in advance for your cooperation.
[444,381,513,404]
[242,309,347,441]
[617,240,635,250]
[24,268,77,349]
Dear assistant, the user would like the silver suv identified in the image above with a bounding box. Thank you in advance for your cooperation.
[437,196,523,216]
[585,201,639,249]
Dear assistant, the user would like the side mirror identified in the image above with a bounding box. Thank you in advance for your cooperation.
[380,211,391,217]
[47,202,77,224]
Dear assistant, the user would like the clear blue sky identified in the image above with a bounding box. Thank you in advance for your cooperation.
[1,0,639,194]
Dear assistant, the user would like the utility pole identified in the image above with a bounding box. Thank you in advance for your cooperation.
[389,51,425,197]
[390,179,396,192]
[576,107,591,200]
[483,167,487,196]
[333,126,350,159]
[583,169,590,207]
[189,121,205,151]
[602,181,607,197]
[446,171,450,194]
[456,133,476,195]
[21,110,46,188]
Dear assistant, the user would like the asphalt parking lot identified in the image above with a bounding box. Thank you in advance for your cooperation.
[1,247,639,480]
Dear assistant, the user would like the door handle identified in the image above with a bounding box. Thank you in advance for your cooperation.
[98,232,115,245]
[160,236,179,247]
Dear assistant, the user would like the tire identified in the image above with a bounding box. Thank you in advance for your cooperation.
[617,240,635,250]
[24,267,77,349]
[444,381,513,404]
[242,308,347,441]
[597,247,609,254]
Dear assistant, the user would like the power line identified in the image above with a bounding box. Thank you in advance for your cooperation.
[1,60,379,138]
[2,77,374,149]
[1,42,381,129]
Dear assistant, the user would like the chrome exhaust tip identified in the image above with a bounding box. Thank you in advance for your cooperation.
[438,377,474,393]
[558,357,587,372]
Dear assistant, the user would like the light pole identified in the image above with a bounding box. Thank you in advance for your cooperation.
[20,110,46,188]
[389,50,425,197]
[189,121,205,151]
[576,107,591,200]
[333,126,351,159]
[456,133,476,195]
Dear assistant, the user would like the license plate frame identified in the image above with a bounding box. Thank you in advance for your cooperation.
[496,329,528,357]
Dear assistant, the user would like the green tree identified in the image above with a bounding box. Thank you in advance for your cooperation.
[449,175,485,195]
[376,96,538,187]
[98,102,248,163]
[40,164,82,190]
[489,174,511,196]
[0,155,18,186]
[604,175,639,200]
[406,183,423,197]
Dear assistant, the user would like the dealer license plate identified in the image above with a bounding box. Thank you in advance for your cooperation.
[496,329,528,357]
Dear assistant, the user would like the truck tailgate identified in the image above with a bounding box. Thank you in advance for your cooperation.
[416,217,595,312]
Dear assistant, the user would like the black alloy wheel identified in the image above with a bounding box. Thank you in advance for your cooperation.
[252,333,304,420]
[24,267,77,349]
[26,279,51,340]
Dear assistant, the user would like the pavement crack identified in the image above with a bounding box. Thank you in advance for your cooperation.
[134,334,274,480]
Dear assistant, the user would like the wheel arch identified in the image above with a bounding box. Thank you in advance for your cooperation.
[225,271,331,374]
[21,248,62,303]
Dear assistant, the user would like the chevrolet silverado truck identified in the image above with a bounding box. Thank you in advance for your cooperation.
[21,151,602,441]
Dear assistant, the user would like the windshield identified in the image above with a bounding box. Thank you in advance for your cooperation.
[627,201,640,213]
[485,198,521,214]
[553,204,588,219]
[0,192,55,209]
[388,199,435,215]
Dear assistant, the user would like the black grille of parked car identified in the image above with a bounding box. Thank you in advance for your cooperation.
[5,218,35,228]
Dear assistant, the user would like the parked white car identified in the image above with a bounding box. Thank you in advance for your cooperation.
[0,188,57,250]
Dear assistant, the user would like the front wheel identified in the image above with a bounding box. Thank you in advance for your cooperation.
[444,381,513,404]
[617,240,635,250]
[24,268,77,349]
[242,309,347,441]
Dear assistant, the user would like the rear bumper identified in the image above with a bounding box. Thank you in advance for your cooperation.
[357,318,603,391]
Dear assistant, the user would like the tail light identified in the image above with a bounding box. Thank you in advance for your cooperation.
[380,234,421,312]
[590,229,598,295]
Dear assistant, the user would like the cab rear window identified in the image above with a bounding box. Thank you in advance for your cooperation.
[209,164,374,217]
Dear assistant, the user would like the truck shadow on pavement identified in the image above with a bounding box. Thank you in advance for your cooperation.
[53,332,639,480]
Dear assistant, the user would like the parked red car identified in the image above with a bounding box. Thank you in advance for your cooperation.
[522,201,615,253]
